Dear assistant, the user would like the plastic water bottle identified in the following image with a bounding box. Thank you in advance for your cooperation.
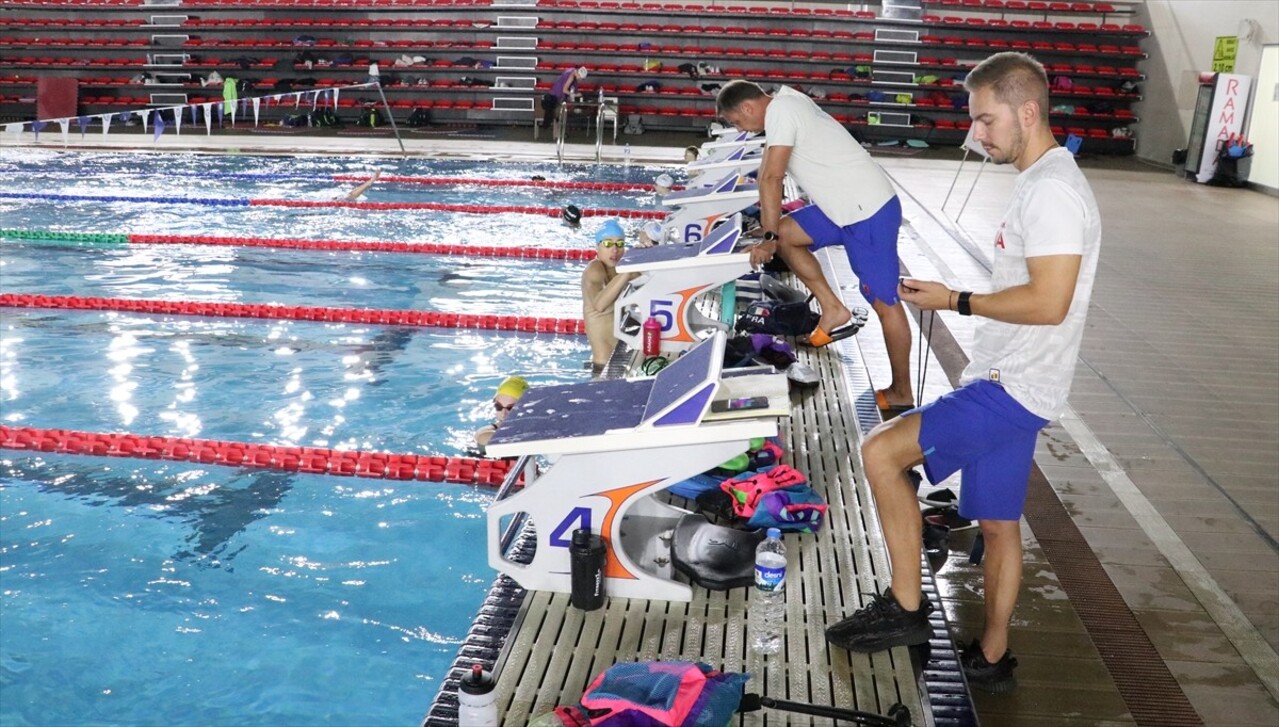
[457,663,499,726]
[751,527,786,655]
[642,315,662,357]
[624,143,631,166]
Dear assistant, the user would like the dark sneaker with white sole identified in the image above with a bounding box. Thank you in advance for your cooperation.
[960,639,1018,693]
[825,588,933,653]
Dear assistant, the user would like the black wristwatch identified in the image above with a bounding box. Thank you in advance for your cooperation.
[957,291,973,316]
[762,231,779,242]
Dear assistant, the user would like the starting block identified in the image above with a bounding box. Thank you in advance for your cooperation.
[484,333,780,602]
[613,213,750,354]
[660,170,759,244]
[698,131,765,164]
[688,143,762,187]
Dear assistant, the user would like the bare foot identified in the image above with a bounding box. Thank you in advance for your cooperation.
[817,305,852,334]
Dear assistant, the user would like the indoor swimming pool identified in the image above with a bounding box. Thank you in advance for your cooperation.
[0,150,669,725]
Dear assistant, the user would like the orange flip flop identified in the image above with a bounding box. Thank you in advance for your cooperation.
[803,322,861,348]
[875,389,914,420]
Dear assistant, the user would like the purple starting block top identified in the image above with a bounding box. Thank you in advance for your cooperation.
[691,144,761,167]
[487,334,724,446]
[489,379,654,444]
[619,217,743,266]
[663,169,758,204]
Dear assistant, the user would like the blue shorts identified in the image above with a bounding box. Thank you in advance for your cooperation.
[788,196,903,306]
[912,380,1050,521]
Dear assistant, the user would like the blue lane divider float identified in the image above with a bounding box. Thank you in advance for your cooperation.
[0,192,250,207]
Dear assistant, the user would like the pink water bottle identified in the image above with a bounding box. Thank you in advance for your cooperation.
[642,315,662,357]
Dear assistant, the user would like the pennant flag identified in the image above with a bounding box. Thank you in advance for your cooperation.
[310,90,319,111]
[32,120,46,141]
[100,113,113,136]
[216,101,223,126]
[170,106,182,136]
[4,122,23,136]
[76,116,90,139]
[252,96,261,127]
[138,109,149,134]
[293,92,302,108]
[332,88,340,109]
[190,104,198,126]
[57,118,69,146]
[153,110,166,141]
[203,102,214,135]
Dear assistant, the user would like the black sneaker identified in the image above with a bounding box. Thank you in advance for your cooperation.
[961,639,1018,694]
[825,588,933,653]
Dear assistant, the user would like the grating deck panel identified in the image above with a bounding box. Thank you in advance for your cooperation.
[487,340,927,725]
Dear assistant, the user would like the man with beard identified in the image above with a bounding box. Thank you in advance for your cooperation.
[823,52,1102,695]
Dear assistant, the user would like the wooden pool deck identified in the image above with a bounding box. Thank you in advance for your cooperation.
[490,337,928,724]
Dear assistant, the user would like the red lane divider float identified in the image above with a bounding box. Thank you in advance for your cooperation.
[0,425,514,486]
[0,294,587,335]
[248,198,665,219]
[330,174,683,193]
[127,233,594,260]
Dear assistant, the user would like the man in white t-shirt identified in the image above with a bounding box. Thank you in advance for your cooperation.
[824,52,1101,695]
[716,81,914,414]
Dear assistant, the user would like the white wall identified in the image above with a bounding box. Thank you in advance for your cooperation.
[1133,0,1279,171]
[1246,45,1277,190]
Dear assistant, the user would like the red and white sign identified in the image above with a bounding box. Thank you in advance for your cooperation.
[1197,73,1253,183]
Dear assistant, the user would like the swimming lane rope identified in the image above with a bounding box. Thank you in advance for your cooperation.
[0,192,665,219]
[0,425,513,486]
[329,175,682,193]
[0,229,592,260]
[2,170,679,193]
[0,294,587,335]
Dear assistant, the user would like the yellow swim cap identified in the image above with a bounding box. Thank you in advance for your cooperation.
[496,375,529,400]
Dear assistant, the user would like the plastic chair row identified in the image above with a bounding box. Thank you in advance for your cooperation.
[182,17,488,28]
[190,0,485,5]
[1,38,150,47]
[3,18,147,27]
[925,0,1119,12]
[541,0,873,18]
[922,34,1143,56]
[0,55,277,68]
[0,0,141,5]
[923,14,1144,33]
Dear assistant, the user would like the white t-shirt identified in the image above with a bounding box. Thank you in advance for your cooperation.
[961,147,1102,420]
[763,86,896,226]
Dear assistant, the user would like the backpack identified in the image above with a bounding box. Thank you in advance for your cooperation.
[360,107,383,127]
[735,296,821,337]
[623,115,645,135]
[406,107,432,127]
[312,108,341,127]
[282,113,310,127]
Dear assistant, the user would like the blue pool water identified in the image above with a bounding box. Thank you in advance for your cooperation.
[0,150,668,725]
